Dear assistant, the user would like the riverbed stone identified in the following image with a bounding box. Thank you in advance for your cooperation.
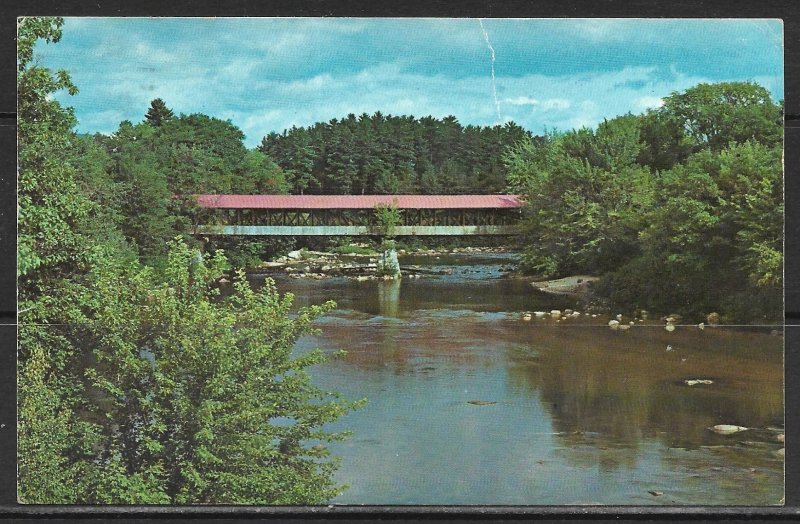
[467,400,496,406]
[685,379,713,386]
[710,424,748,435]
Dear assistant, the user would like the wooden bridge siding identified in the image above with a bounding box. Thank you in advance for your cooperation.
[198,207,520,235]
[213,208,518,228]
[195,225,521,236]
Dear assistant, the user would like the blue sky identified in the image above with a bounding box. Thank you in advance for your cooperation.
[35,18,783,147]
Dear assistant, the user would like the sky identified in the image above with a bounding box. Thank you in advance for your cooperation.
[34,18,784,147]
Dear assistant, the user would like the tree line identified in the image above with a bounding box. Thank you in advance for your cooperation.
[505,81,783,322]
[260,113,530,195]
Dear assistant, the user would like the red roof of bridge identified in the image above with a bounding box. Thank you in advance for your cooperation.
[196,194,523,210]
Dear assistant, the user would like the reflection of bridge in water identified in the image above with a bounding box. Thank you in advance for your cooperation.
[193,194,523,236]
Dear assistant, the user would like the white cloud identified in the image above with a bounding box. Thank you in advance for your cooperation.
[540,98,570,110]
[634,96,665,111]
[505,96,539,106]
[60,60,723,146]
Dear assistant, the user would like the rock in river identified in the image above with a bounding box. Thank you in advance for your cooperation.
[685,379,714,386]
[710,424,748,435]
[467,400,497,406]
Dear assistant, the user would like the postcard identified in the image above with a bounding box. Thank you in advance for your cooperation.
[17,17,784,506]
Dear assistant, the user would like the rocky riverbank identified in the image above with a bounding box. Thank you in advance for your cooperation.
[251,246,503,281]
[528,275,599,297]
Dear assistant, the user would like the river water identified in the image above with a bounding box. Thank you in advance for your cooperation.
[248,252,784,505]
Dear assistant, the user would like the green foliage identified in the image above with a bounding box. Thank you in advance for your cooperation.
[260,113,530,195]
[18,17,87,284]
[75,238,360,503]
[18,19,359,504]
[374,202,403,239]
[17,16,101,504]
[145,98,175,127]
[507,82,783,322]
[379,239,397,252]
[505,123,653,278]
[658,82,782,151]
[332,245,378,256]
[638,82,783,170]
[210,237,294,269]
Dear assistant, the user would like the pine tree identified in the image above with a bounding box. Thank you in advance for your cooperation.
[145,98,174,127]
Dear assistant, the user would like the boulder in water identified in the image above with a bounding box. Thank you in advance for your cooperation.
[684,379,713,386]
[710,424,748,435]
[467,400,496,406]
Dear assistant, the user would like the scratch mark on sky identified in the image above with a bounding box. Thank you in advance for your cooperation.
[479,19,502,125]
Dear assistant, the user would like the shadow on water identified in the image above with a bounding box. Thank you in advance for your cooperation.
[246,252,784,505]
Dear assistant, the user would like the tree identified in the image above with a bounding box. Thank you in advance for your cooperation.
[505,126,652,278]
[145,98,175,127]
[81,239,360,503]
[642,82,782,163]
[374,202,403,239]
[18,16,99,503]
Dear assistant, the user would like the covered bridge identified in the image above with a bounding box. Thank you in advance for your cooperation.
[193,194,524,236]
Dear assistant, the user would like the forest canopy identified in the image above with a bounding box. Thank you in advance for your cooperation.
[505,81,783,322]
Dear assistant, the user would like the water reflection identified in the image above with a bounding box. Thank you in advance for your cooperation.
[506,325,783,453]
[253,253,783,505]
[377,279,401,317]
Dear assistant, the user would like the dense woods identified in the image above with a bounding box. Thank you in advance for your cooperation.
[260,113,529,195]
[17,16,784,504]
[505,82,783,322]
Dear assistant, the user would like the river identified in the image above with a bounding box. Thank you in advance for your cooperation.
[247,252,784,505]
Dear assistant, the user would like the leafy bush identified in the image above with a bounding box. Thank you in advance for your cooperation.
[332,244,378,256]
